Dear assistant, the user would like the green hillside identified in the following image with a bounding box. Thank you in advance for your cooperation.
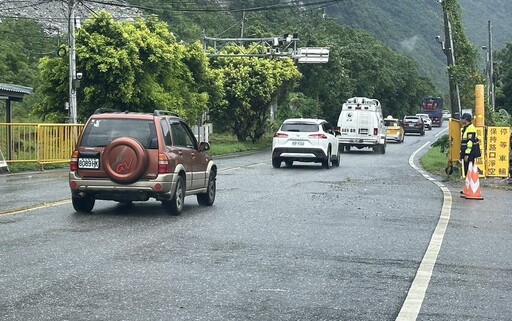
[122,0,512,94]
[3,0,510,123]
[460,0,512,50]
[326,0,447,91]
[326,0,512,92]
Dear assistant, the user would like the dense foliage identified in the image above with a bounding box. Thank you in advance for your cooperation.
[210,44,302,142]
[35,12,222,123]
[442,0,483,113]
[2,0,508,139]
[494,44,512,124]
[0,18,59,121]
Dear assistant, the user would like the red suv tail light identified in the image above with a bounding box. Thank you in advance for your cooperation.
[70,150,78,171]
[273,132,288,138]
[308,133,327,139]
[158,153,169,174]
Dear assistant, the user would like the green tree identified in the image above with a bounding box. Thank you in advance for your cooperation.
[274,92,322,129]
[443,0,484,111]
[296,15,436,123]
[35,12,221,123]
[0,18,60,122]
[0,18,57,85]
[211,43,302,142]
[495,43,512,117]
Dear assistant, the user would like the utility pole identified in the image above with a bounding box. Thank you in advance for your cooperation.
[240,11,246,38]
[441,3,462,118]
[482,45,489,106]
[488,20,495,111]
[68,0,78,124]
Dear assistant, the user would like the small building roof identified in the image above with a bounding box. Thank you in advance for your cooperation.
[0,83,33,101]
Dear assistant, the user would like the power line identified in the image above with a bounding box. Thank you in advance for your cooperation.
[0,0,345,30]
[84,0,344,13]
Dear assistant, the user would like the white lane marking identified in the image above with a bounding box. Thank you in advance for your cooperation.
[435,127,448,138]
[396,141,453,321]
[218,167,240,173]
[246,162,267,168]
[219,162,267,172]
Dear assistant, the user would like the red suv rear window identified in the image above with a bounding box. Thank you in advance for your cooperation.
[82,119,157,148]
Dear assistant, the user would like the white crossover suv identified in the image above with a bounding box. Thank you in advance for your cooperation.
[416,113,432,130]
[272,118,340,169]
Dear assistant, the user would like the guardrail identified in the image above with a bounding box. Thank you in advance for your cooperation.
[0,123,84,166]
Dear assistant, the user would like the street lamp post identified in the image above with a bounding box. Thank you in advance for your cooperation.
[68,0,78,124]
[488,20,495,112]
[481,21,495,112]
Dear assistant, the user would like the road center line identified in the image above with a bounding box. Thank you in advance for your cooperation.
[396,141,453,320]
[0,200,71,216]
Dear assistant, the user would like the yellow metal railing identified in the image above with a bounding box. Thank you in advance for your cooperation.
[0,123,84,165]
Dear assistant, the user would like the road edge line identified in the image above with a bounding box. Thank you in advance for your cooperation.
[396,141,453,320]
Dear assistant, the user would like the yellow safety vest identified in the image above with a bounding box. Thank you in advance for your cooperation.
[461,123,478,158]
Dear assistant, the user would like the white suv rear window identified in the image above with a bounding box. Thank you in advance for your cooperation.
[281,123,318,132]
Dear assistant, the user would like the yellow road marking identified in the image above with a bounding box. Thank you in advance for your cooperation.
[0,200,71,216]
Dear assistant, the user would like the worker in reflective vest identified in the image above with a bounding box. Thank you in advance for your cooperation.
[460,112,480,177]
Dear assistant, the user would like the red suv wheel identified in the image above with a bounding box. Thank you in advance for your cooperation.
[102,137,149,184]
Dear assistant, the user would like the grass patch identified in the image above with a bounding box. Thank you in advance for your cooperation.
[419,146,448,175]
[419,146,460,181]
[209,133,272,156]
[7,162,68,173]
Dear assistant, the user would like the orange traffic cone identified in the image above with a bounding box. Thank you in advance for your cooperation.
[462,161,484,200]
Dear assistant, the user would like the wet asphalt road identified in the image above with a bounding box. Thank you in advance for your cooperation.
[0,124,511,321]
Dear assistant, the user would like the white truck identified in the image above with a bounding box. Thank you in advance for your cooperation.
[336,97,387,154]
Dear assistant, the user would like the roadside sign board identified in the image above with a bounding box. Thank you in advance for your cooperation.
[475,126,486,177]
[486,126,510,177]
[297,47,329,63]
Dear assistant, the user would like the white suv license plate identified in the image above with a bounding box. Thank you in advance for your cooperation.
[78,158,100,169]
[291,141,305,146]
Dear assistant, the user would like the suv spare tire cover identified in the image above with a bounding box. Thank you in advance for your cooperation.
[102,137,149,184]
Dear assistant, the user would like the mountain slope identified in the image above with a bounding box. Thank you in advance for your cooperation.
[460,0,512,49]
[325,0,512,92]
[1,0,510,94]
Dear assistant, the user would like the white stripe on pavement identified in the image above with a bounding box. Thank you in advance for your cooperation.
[396,141,453,320]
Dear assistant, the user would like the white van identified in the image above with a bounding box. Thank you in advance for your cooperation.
[336,97,387,154]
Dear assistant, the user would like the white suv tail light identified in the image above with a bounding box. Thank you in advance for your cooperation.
[308,133,327,139]
[273,132,288,138]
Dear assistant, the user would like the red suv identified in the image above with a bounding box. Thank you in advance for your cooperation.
[69,109,217,215]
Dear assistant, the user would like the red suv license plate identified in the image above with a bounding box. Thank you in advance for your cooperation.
[78,158,100,169]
